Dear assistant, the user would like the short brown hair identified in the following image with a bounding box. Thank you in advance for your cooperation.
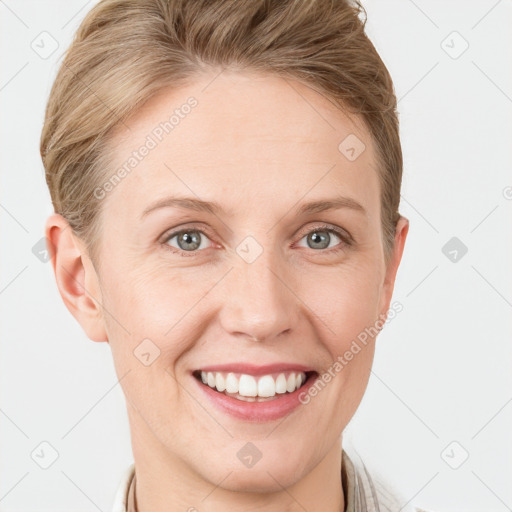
[40,0,402,264]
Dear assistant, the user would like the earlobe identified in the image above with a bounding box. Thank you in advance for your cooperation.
[45,213,108,342]
[379,215,409,320]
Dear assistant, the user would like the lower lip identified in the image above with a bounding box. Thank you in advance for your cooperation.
[193,372,319,422]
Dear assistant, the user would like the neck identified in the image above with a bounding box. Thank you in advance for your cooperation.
[127,405,345,512]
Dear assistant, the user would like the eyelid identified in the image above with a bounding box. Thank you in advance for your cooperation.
[297,222,353,244]
[160,222,213,242]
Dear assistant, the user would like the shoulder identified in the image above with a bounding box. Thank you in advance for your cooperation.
[111,462,135,512]
[342,447,434,512]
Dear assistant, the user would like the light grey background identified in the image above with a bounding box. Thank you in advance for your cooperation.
[1,1,511,510]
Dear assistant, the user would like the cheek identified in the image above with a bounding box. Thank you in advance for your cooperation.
[101,262,219,375]
[302,265,381,423]
[100,266,198,430]
[102,260,190,333]
[302,260,383,353]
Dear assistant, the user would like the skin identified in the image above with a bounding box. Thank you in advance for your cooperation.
[46,69,408,512]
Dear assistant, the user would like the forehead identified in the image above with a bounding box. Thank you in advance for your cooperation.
[105,70,379,219]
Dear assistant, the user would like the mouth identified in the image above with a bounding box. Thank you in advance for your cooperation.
[192,369,318,402]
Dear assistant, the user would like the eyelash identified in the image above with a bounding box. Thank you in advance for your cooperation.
[161,223,353,258]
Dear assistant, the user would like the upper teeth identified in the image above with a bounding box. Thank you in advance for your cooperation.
[200,371,307,398]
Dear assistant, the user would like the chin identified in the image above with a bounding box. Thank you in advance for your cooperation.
[198,455,307,493]
[216,468,302,493]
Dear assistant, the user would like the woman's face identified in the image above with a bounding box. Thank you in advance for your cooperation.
[79,70,407,490]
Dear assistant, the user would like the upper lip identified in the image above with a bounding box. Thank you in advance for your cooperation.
[194,363,316,376]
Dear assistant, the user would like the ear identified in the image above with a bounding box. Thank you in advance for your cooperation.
[45,213,108,342]
[378,215,409,318]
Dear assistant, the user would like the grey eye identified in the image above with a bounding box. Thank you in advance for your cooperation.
[166,230,209,252]
[298,229,343,250]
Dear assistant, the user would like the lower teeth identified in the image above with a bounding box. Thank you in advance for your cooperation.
[223,391,283,402]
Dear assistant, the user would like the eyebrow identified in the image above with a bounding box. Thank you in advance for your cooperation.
[141,197,222,218]
[141,195,366,219]
[296,197,366,216]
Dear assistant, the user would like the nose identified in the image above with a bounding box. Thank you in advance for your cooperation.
[218,248,300,344]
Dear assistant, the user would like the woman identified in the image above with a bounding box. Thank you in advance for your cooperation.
[40,0,422,510]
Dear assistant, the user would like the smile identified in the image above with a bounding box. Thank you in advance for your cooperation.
[193,370,315,401]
